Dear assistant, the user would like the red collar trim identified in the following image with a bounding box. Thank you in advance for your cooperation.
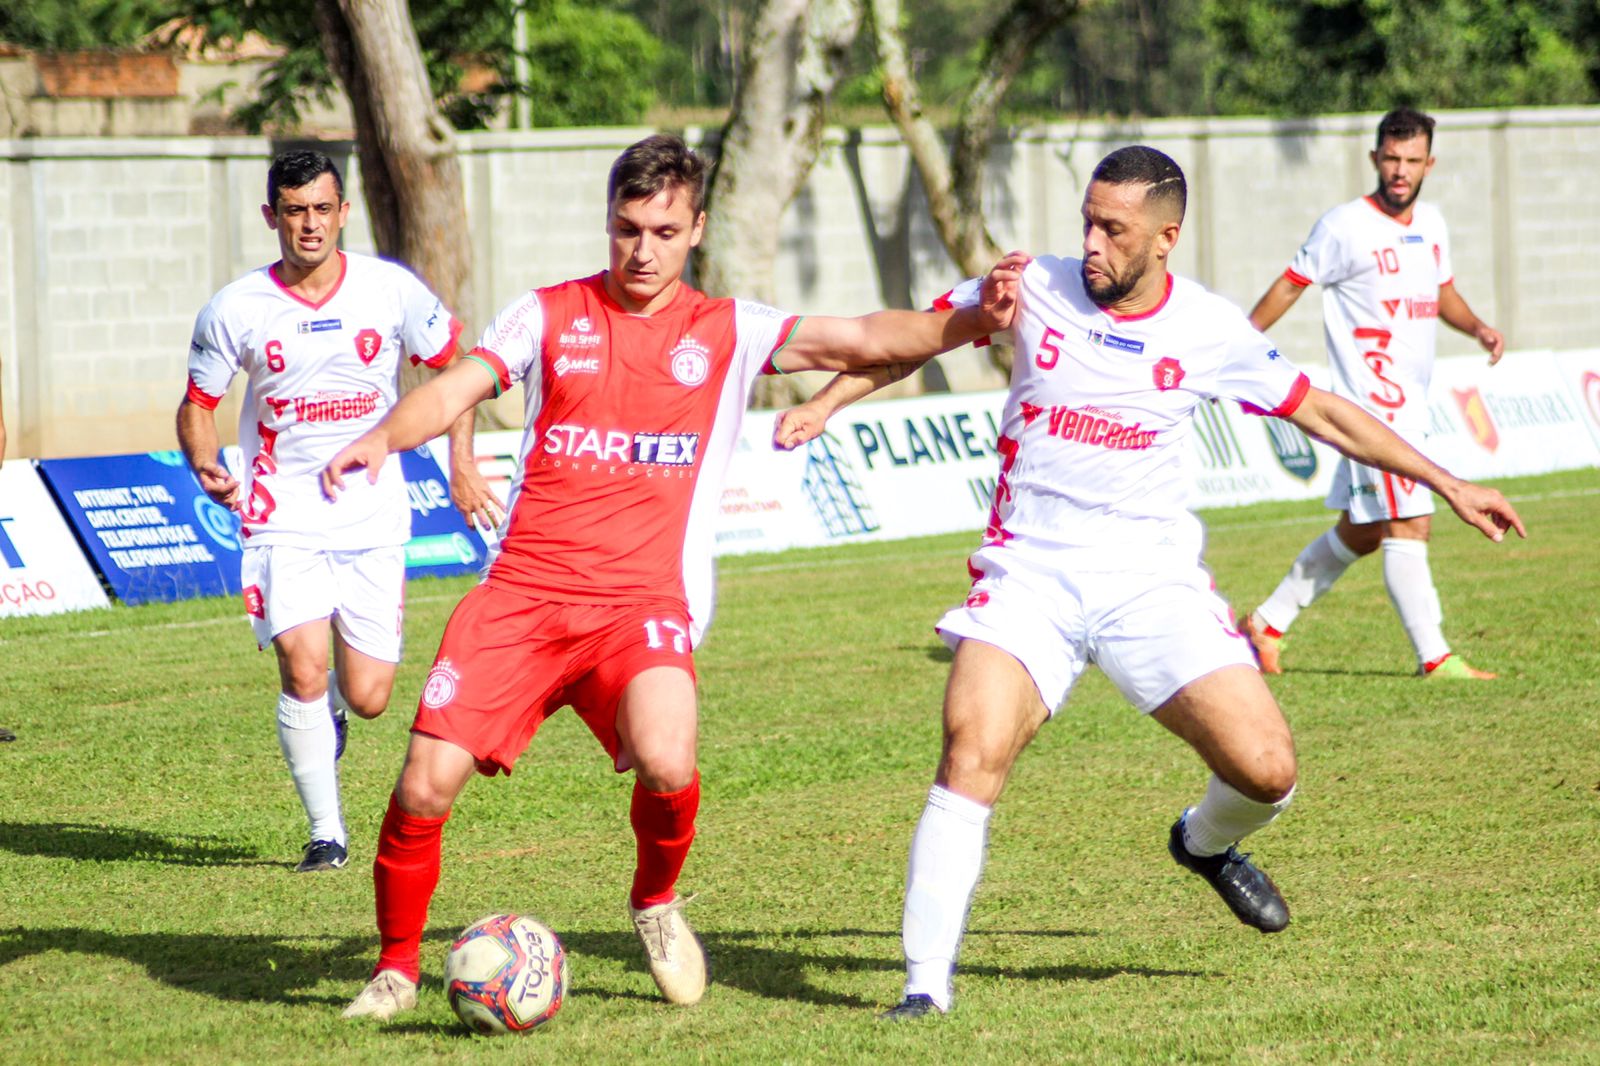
[270,251,347,310]
[1363,195,1414,227]
[1106,273,1174,322]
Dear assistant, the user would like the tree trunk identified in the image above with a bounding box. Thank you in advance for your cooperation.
[870,0,1081,373]
[314,0,475,397]
[696,0,862,407]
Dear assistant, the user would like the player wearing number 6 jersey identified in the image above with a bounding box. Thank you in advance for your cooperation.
[176,150,498,875]
[776,145,1523,1020]
[1241,108,1507,679]
[325,134,1027,1021]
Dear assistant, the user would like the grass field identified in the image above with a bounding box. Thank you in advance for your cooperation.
[2,467,1597,1064]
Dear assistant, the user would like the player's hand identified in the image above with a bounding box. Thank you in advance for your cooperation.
[1443,480,1526,543]
[322,432,390,500]
[1477,325,1505,365]
[194,461,240,510]
[774,403,828,451]
[450,460,504,531]
[978,251,1032,333]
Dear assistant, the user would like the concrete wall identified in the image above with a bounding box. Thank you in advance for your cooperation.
[2,107,1597,458]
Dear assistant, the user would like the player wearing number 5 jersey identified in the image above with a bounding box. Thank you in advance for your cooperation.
[1242,108,1507,679]
[776,146,1523,1020]
[176,150,498,876]
[325,134,1027,1021]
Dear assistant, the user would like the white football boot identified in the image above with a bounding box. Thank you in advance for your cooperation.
[341,969,418,1020]
[629,894,707,1005]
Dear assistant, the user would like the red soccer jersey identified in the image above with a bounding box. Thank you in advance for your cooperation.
[467,274,795,638]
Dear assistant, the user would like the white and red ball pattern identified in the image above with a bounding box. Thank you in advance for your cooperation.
[445,913,567,1035]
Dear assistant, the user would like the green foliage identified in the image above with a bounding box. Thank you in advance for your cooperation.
[0,0,169,51]
[0,470,1597,1061]
[520,0,659,126]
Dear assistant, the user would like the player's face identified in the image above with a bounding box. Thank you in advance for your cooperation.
[1369,133,1434,215]
[264,173,349,273]
[605,186,705,314]
[1080,180,1173,308]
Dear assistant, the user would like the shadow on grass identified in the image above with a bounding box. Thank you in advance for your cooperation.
[0,821,275,867]
[0,924,421,1006]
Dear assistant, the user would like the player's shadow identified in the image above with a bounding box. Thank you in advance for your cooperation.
[914,643,955,664]
[559,926,1206,1008]
[0,821,273,867]
[0,925,382,1007]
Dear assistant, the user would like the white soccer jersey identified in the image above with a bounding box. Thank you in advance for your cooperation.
[186,251,462,549]
[945,256,1308,569]
[1285,196,1453,432]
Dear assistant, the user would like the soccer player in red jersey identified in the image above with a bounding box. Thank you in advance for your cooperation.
[1239,108,1506,679]
[326,134,1027,1019]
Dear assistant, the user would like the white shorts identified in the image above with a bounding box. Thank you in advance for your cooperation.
[1325,457,1436,523]
[936,545,1256,714]
[240,544,406,662]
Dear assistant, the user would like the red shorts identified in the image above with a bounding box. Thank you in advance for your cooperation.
[412,583,696,776]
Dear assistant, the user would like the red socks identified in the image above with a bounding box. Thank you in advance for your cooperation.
[629,771,700,910]
[373,794,449,982]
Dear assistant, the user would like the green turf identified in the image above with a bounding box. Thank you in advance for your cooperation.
[1,468,1596,1063]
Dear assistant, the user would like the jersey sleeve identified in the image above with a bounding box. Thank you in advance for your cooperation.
[931,275,1001,347]
[184,299,239,410]
[467,291,545,397]
[1209,308,1311,418]
[1285,211,1350,288]
[736,300,801,379]
[394,266,464,369]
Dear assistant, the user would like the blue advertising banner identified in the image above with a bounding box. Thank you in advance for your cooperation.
[37,451,244,605]
[398,446,483,580]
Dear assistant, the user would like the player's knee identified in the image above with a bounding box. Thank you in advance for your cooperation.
[344,682,391,720]
[937,729,1017,802]
[633,753,696,794]
[1237,746,1297,803]
[393,771,456,819]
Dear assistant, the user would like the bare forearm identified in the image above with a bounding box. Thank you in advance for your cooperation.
[810,358,931,417]
[1249,276,1304,333]
[1438,284,1482,335]
[1291,390,1457,494]
[176,401,221,471]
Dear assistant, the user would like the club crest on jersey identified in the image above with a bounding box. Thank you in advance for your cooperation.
[353,328,383,365]
[668,337,710,386]
[1087,329,1145,355]
[1152,356,1185,391]
[422,658,461,709]
[297,318,342,334]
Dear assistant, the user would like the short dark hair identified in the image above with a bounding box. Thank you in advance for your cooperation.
[1376,107,1436,150]
[608,134,707,215]
[1091,145,1186,222]
[267,149,344,208]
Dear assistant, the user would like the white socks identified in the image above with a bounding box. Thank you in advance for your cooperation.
[902,785,991,1011]
[276,691,345,846]
[1181,774,1294,857]
[1381,538,1449,667]
[1256,528,1361,633]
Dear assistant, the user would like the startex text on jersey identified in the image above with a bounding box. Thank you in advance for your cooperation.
[540,423,700,466]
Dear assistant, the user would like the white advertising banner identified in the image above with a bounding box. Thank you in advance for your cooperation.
[1551,348,1600,454]
[0,461,111,617]
[1423,351,1600,480]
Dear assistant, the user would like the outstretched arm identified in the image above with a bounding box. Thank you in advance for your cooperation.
[323,357,496,500]
[773,361,927,450]
[176,399,240,509]
[1287,386,1525,542]
[1249,274,1305,333]
[1438,282,1504,365]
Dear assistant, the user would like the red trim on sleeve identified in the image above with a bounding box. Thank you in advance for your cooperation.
[185,377,223,410]
[1239,373,1311,418]
[413,316,466,369]
[1439,276,1454,288]
[1283,267,1313,288]
[929,291,955,312]
[760,316,803,376]
[467,346,512,394]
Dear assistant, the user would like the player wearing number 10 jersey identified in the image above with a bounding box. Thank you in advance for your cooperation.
[1241,108,1507,679]
[177,150,496,876]
[326,134,1026,1022]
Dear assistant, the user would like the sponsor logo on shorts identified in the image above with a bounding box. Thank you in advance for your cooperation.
[422,658,461,709]
[243,584,265,619]
[965,590,990,608]
[668,337,710,386]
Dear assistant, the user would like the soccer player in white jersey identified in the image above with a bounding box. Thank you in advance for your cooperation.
[1240,108,1506,679]
[176,150,498,873]
[776,146,1524,1020]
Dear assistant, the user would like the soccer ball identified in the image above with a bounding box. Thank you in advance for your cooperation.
[444,913,568,1035]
